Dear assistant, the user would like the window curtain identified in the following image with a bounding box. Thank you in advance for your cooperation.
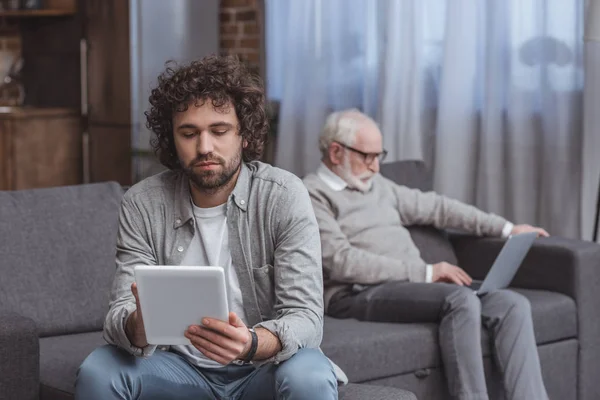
[267,0,587,239]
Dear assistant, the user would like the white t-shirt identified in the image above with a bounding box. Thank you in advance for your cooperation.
[173,201,247,369]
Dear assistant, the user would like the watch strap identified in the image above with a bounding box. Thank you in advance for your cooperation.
[242,328,258,363]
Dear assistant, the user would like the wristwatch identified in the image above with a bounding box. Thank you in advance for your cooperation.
[242,327,258,363]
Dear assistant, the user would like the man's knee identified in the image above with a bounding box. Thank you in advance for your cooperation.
[490,290,532,321]
[79,345,123,378]
[443,286,481,316]
[275,349,337,399]
[76,345,135,396]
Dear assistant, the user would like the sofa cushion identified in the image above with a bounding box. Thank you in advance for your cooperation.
[0,182,124,337]
[380,160,433,192]
[339,383,417,400]
[323,319,439,383]
[322,288,577,383]
[40,331,105,399]
[380,160,458,266]
[407,226,459,265]
[364,340,578,400]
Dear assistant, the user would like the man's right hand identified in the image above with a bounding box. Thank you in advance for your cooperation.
[125,282,148,348]
[431,262,472,286]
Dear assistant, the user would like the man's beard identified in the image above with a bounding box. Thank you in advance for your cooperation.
[335,157,375,193]
[183,151,242,194]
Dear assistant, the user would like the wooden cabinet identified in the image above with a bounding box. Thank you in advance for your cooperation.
[0,0,76,17]
[0,107,81,190]
[2,0,219,188]
[0,0,84,190]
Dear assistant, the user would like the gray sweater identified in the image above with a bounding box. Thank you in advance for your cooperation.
[303,172,508,310]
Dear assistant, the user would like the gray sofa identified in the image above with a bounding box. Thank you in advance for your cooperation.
[1,160,599,400]
[321,160,600,399]
[0,178,415,400]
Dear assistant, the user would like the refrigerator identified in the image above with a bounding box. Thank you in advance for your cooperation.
[85,0,219,184]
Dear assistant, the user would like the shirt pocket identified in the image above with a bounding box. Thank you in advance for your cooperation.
[252,264,275,320]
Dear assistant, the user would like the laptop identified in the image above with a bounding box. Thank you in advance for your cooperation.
[468,231,538,296]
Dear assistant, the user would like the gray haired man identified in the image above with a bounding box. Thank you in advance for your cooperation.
[303,109,550,400]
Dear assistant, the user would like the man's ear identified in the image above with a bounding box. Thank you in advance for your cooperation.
[243,139,248,148]
[329,143,344,166]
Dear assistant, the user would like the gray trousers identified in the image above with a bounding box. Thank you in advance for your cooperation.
[328,282,549,400]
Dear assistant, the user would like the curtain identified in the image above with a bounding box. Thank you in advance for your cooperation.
[267,0,586,239]
[432,0,584,239]
[266,0,381,176]
[583,0,600,242]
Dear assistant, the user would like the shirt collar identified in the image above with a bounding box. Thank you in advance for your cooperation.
[173,163,251,229]
[317,162,347,191]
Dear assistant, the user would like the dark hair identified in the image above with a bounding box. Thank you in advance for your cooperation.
[145,55,269,170]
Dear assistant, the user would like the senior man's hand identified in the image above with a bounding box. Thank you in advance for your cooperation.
[511,224,549,237]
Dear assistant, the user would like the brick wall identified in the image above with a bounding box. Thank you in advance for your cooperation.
[219,0,263,76]
[0,18,21,105]
[219,0,274,163]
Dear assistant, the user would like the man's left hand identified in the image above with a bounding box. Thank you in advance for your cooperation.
[511,224,550,237]
[184,312,252,365]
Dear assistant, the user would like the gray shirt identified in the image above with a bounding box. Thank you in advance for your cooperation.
[103,161,325,366]
[303,167,508,310]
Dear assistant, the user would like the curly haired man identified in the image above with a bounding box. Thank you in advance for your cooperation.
[74,55,341,400]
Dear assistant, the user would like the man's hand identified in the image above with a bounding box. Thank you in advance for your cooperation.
[432,262,473,286]
[185,312,252,365]
[125,282,149,348]
[511,224,549,237]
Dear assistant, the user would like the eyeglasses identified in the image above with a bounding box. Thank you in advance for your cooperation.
[334,141,388,165]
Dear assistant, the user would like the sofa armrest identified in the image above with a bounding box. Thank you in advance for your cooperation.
[0,311,39,400]
[449,235,600,298]
[449,234,600,400]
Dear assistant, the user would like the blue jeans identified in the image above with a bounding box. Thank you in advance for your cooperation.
[75,345,338,400]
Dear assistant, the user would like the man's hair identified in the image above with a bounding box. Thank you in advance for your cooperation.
[319,109,376,159]
[145,55,269,170]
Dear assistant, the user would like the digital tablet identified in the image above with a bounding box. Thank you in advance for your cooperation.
[134,265,230,345]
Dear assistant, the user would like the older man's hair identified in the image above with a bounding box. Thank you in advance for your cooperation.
[319,109,376,159]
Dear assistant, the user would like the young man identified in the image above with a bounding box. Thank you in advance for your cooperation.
[75,55,339,400]
[303,109,550,400]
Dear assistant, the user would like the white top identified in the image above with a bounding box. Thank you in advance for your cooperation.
[174,201,247,369]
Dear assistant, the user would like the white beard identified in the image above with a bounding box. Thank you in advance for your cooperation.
[335,157,375,192]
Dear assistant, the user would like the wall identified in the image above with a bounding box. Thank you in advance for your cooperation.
[219,0,264,76]
[219,0,275,163]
